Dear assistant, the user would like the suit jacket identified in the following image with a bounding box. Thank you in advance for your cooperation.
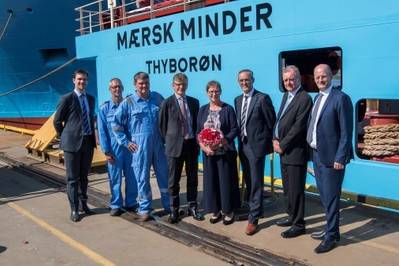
[53,91,96,152]
[273,88,312,165]
[312,88,354,166]
[159,94,199,157]
[235,89,276,157]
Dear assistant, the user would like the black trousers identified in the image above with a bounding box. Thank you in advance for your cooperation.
[167,139,198,209]
[203,151,239,214]
[280,163,307,228]
[64,137,94,212]
[239,142,266,224]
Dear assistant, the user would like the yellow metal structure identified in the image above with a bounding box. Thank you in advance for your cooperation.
[24,113,106,168]
[25,114,57,152]
[0,124,35,135]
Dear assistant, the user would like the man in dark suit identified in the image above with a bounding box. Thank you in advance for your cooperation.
[273,65,312,238]
[54,69,96,222]
[307,64,353,253]
[159,73,203,223]
[234,69,276,235]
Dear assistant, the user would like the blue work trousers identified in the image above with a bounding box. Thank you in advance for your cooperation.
[107,149,137,209]
[131,133,170,214]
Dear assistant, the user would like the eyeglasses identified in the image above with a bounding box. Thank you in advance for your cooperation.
[208,90,220,95]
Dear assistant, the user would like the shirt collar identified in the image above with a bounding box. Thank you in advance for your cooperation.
[110,100,120,109]
[133,91,151,102]
[320,83,333,96]
[288,85,301,98]
[243,88,255,98]
[74,88,86,97]
[174,93,186,101]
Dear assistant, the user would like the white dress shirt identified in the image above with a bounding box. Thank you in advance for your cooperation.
[310,84,333,149]
[241,88,255,136]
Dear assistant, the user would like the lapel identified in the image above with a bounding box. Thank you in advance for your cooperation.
[236,95,243,126]
[72,92,82,115]
[318,88,336,122]
[280,88,303,120]
[277,92,288,120]
[246,89,258,121]
[172,95,182,120]
[186,96,195,117]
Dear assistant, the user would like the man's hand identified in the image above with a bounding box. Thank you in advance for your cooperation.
[105,153,115,164]
[127,142,138,153]
[273,139,283,154]
[334,162,344,170]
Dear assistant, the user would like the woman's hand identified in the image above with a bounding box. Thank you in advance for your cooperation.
[200,143,215,156]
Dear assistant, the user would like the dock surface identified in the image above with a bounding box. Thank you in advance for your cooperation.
[0,130,398,265]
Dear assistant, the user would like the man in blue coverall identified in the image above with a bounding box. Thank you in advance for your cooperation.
[112,72,170,221]
[97,78,138,216]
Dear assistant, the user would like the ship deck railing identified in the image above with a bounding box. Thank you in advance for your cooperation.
[75,0,231,35]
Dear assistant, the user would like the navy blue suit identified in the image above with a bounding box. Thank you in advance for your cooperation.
[310,87,353,240]
[54,91,96,212]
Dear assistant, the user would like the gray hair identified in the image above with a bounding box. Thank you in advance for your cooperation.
[283,65,301,77]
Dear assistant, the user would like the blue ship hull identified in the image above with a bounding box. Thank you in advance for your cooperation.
[76,0,399,205]
[0,0,96,129]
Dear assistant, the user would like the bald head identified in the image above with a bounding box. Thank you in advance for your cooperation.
[314,64,332,91]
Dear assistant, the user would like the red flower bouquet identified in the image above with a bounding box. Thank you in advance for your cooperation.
[198,128,222,146]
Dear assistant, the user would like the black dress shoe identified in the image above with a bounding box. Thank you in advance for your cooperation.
[314,238,337,254]
[168,209,179,224]
[188,206,204,221]
[276,218,292,227]
[281,227,306,238]
[209,212,222,224]
[222,212,235,225]
[70,211,80,222]
[311,230,326,240]
[80,201,95,215]
[110,208,123,216]
[311,231,340,241]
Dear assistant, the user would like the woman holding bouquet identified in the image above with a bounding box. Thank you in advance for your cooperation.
[197,80,240,225]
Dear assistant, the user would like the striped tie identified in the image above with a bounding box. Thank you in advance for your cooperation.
[240,95,248,141]
[80,94,91,135]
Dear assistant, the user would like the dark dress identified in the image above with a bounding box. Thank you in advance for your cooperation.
[197,103,240,214]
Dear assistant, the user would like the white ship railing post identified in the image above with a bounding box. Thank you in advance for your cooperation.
[79,8,84,35]
[89,11,93,33]
[108,0,115,28]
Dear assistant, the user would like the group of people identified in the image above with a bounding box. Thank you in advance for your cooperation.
[53,63,353,254]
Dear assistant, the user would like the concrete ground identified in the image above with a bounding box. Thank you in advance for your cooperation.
[1,129,399,265]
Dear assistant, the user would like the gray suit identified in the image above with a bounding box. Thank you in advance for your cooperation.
[159,94,199,208]
[54,91,96,212]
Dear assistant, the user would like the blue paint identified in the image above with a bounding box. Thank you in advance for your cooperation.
[76,0,399,202]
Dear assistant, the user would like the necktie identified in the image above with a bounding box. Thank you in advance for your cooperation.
[240,95,249,141]
[80,94,91,135]
[275,94,293,139]
[179,97,189,138]
[306,93,324,145]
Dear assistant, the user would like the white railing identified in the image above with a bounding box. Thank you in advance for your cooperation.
[75,0,230,35]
